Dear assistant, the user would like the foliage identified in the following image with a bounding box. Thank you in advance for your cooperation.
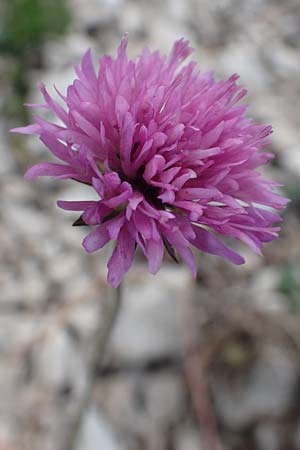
[0,0,71,58]
[0,0,71,121]
[278,263,300,312]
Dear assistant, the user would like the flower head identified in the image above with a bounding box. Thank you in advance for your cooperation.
[12,36,289,287]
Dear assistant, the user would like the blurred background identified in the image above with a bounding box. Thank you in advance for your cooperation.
[1,0,300,449]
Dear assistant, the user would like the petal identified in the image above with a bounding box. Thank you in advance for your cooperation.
[178,187,222,201]
[119,112,135,174]
[72,110,100,142]
[102,185,132,208]
[183,147,221,160]
[133,210,160,240]
[144,155,166,180]
[176,245,197,277]
[57,200,96,211]
[191,225,245,265]
[115,95,129,126]
[201,121,224,147]
[106,214,126,240]
[128,192,143,210]
[10,124,41,135]
[146,238,164,274]
[40,133,71,163]
[168,38,193,67]
[161,223,196,276]
[82,224,110,253]
[24,162,76,179]
[107,227,136,287]
[40,83,69,125]
[81,49,98,88]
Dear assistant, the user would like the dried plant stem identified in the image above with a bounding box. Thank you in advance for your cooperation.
[184,348,221,450]
[63,283,122,450]
[181,290,222,450]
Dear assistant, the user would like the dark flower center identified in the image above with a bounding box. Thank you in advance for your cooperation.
[129,166,163,209]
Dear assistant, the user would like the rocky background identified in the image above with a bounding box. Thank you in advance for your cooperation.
[1,0,300,449]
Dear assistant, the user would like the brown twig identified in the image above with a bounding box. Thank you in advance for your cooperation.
[184,349,222,450]
[180,289,223,450]
[62,282,122,450]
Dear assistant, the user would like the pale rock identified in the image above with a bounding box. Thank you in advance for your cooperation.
[211,345,298,428]
[281,144,300,178]
[96,371,185,434]
[48,253,82,283]
[71,0,124,30]
[254,422,282,450]
[250,267,286,312]
[1,177,35,202]
[0,123,15,175]
[175,425,202,450]
[266,45,300,79]
[110,266,191,363]
[218,41,271,90]
[146,372,185,426]
[149,16,193,54]
[0,316,37,353]
[166,0,190,22]
[76,407,125,450]
[58,222,87,248]
[66,299,99,340]
[37,329,86,394]
[121,3,144,34]
[5,205,50,236]
[44,34,94,68]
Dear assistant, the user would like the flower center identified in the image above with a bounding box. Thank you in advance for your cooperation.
[129,166,163,208]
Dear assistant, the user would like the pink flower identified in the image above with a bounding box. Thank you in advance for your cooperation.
[12,36,289,287]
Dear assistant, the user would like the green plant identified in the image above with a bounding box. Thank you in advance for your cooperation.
[0,0,71,120]
[0,0,71,58]
[278,263,300,313]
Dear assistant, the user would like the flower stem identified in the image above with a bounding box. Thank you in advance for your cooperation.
[62,282,122,450]
[181,283,222,450]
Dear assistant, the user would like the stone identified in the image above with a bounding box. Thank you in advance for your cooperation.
[218,41,271,91]
[36,329,86,396]
[109,265,191,363]
[254,422,283,450]
[281,144,300,178]
[4,204,50,236]
[250,267,287,312]
[175,425,202,450]
[211,345,298,428]
[0,123,15,176]
[96,371,185,432]
[76,407,125,450]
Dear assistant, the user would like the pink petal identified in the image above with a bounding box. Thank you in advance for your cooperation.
[201,121,224,147]
[176,245,197,277]
[81,49,98,89]
[72,111,100,141]
[10,124,41,135]
[82,224,110,253]
[24,163,76,179]
[57,200,96,211]
[168,38,193,67]
[144,155,166,180]
[102,184,132,208]
[115,95,129,125]
[106,214,126,240]
[40,83,69,125]
[107,227,136,287]
[191,226,245,265]
[146,238,164,274]
[40,133,71,162]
